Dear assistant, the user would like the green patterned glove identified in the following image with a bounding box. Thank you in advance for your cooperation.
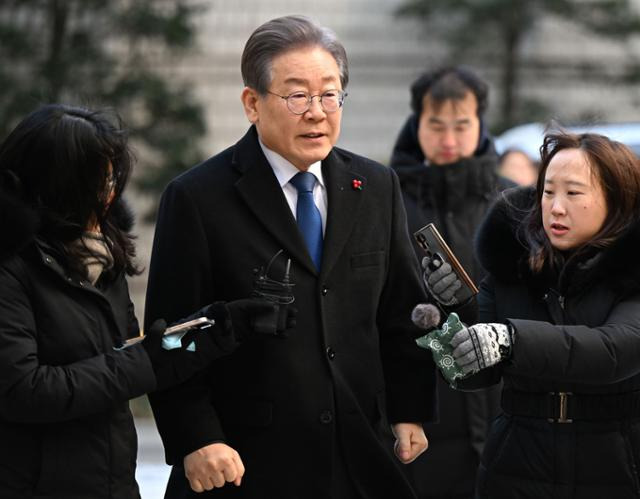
[416,312,467,388]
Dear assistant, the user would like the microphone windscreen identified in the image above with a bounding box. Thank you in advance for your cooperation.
[411,303,441,330]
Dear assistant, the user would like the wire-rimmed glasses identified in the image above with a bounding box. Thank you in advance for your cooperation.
[267,89,347,115]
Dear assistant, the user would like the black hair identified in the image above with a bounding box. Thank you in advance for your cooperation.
[0,103,139,277]
[410,66,488,117]
[241,15,349,94]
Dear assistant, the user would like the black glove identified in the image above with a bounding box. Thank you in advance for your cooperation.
[142,318,234,390]
[421,257,461,306]
[205,298,297,340]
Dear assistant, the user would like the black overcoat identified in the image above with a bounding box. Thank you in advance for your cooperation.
[468,186,640,498]
[145,126,436,499]
[0,190,156,499]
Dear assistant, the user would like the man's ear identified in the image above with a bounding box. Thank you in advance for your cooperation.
[241,87,260,124]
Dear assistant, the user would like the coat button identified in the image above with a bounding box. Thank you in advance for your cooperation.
[326,347,336,360]
[319,410,333,424]
[321,286,329,296]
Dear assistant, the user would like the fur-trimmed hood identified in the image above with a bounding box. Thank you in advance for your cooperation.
[476,186,640,297]
[0,185,135,263]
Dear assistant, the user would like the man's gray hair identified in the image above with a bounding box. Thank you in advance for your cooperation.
[241,15,349,95]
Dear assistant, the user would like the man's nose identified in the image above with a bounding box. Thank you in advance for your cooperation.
[441,128,456,147]
[304,96,325,119]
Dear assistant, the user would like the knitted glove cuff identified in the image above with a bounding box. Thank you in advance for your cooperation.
[468,323,513,370]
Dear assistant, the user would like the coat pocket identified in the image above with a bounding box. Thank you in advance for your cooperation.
[351,250,385,269]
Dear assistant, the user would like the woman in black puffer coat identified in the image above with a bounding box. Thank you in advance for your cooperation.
[424,131,640,498]
[0,104,274,499]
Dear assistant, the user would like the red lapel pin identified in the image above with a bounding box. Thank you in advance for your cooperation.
[352,179,362,190]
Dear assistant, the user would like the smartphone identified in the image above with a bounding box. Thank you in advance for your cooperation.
[119,316,215,349]
[164,317,215,336]
[413,223,478,304]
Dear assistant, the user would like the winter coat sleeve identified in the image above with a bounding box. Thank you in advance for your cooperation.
[144,179,226,463]
[0,262,156,423]
[506,293,640,384]
[378,168,437,423]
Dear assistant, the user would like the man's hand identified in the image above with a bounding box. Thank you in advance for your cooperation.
[183,443,245,492]
[391,422,428,464]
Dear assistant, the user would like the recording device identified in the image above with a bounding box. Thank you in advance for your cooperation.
[252,250,295,335]
[413,223,478,304]
[121,317,215,348]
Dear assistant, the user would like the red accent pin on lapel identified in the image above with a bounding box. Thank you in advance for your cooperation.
[352,179,362,190]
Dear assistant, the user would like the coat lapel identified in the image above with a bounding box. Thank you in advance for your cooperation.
[233,128,317,275]
[320,149,366,279]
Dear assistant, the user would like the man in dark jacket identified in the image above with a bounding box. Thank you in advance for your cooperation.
[390,66,512,499]
[145,15,435,499]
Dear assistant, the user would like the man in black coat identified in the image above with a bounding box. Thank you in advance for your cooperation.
[145,15,436,499]
[389,66,512,499]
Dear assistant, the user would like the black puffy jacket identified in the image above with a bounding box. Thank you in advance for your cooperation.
[470,186,640,498]
[0,189,156,499]
[389,114,510,497]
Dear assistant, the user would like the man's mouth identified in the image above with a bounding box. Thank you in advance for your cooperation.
[438,151,459,162]
[301,132,324,139]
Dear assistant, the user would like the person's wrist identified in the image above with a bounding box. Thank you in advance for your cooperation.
[204,302,231,328]
[504,322,515,358]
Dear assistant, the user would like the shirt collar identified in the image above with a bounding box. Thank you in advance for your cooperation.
[258,139,324,188]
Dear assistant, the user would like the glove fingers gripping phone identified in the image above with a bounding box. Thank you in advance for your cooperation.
[414,223,478,304]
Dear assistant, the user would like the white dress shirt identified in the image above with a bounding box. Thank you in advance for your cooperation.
[259,140,328,235]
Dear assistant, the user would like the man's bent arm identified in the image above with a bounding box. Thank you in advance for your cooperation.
[145,179,225,462]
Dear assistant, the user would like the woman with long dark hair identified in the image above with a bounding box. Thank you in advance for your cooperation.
[0,104,286,498]
[421,132,640,498]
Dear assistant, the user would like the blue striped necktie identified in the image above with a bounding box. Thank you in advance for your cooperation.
[290,171,323,269]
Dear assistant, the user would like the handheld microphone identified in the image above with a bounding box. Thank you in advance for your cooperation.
[411,303,441,331]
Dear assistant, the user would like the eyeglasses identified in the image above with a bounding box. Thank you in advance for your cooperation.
[267,89,348,115]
